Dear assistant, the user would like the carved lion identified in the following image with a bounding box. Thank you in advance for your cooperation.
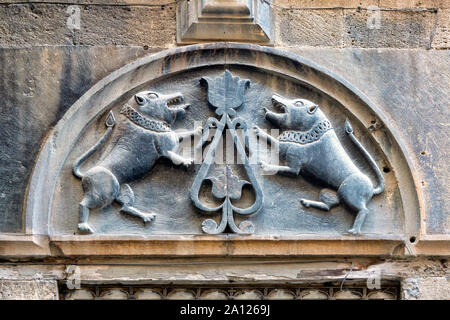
[73,90,201,234]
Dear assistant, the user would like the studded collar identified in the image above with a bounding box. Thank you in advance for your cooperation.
[278,119,332,145]
[120,104,171,132]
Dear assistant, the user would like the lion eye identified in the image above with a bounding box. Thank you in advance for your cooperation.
[147,93,158,99]
[294,101,304,107]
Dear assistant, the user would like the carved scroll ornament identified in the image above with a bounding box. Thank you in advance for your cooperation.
[190,70,264,234]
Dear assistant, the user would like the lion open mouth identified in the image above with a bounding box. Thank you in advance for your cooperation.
[167,94,189,109]
[271,95,287,113]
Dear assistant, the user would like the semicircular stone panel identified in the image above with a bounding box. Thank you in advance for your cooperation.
[26,43,422,242]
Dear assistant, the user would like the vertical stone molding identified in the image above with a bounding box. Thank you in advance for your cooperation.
[177,0,273,44]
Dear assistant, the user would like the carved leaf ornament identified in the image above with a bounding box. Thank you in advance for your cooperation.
[201,70,250,116]
[208,166,250,200]
[190,70,264,234]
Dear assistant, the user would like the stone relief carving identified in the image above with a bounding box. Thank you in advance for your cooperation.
[72,91,200,233]
[24,44,423,254]
[62,285,398,300]
[190,70,263,234]
[70,73,386,235]
[254,94,385,234]
[177,0,273,44]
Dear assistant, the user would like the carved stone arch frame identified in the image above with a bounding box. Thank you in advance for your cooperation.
[23,43,428,257]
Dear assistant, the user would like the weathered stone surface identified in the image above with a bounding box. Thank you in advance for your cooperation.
[0,0,175,3]
[23,44,418,240]
[59,283,401,300]
[2,257,447,285]
[274,6,437,49]
[0,46,151,232]
[1,46,448,238]
[0,279,58,300]
[135,289,162,300]
[2,0,445,9]
[334,290,362,299]
[0,2,446,48]
[234,290,264,299]
[300,289,328,299]
[167,289,196,300]
[266,289,295,299]
[432,9,450,49]
[276,9,344,47]
[99,288,128,299]
[65,288,94,300]
[275,0,378,8]
[177,0,273,44]
[0,3,176,47]
[0,0,448,302]
[288,47,450,234]
[402,276,450,299]
[343,9,435,48]
[379,0,448,9]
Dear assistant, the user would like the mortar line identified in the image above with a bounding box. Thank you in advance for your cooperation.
[427,9,439,50]
[0,1,440,12]
[0,260,357,267]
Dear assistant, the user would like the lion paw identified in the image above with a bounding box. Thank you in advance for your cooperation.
[142,214,156,224]
[300,199,310,208]
[195,126,203,135]
[78,223,94,234]
[348,228,360,235]
[182,158,193,167]
[259,161,272,173]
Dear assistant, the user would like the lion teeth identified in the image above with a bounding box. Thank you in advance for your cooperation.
[167,97,183,103]
[272,100,286,110]
[167,96,184,107]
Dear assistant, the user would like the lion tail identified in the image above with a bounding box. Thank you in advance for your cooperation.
[73,111,116,179]
[345,119,385,195]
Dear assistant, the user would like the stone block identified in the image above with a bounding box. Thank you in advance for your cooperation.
[432,9,450,49]
[276,9,344,47]
[0,3,176,47]
[0,47,150,232]
[379,0,448,9]
[402,277,450,300]
[343,9,435,48]
[274,1,378,8]
[0,279,58,300]
[0,0,174,3]
[288,48,450,234]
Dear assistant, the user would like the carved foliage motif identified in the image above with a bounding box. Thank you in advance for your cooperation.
[62,285,398,300]
[191,70,263,234]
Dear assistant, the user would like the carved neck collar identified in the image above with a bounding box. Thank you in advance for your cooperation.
[278,119,332,145]
[120,104,171,132]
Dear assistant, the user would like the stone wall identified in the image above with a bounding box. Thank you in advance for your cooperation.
[0,0,448,300]
[0,0,448,48]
